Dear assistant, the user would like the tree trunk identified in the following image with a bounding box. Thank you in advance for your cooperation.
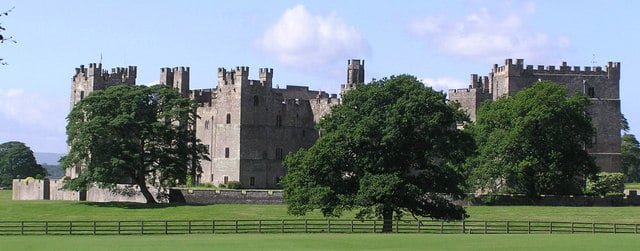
[382,207,393,233]
[137,175,156,204]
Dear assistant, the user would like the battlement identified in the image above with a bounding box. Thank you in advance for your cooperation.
[73,63,136,86]
[190,88,215,106]
[492,59,621,79]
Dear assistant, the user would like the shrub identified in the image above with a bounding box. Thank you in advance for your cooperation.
[226,181,242,189]
[586,172,625,196]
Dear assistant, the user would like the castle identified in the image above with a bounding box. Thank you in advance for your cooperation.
[448,59,621,172]
[68,59,366,188]
[66,58,621,190]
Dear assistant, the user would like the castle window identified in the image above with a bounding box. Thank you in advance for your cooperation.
[225,147,230,158]
[302,129,306,138]
[253,95,259,106]
[250,177,255,186]
[226,113,231,124]
[276,115,282,128]
[211,174,214,182]
[80,91,85,100]
[223,176,229,184]
[204,120,210,129]
[587,87,595,98]
[275,148,283,160]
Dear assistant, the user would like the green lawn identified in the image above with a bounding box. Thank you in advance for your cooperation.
[0,234,638,251]
[625,183,640,190]
[3,190,640,223]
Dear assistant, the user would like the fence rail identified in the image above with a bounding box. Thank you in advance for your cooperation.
[0,219,638,235]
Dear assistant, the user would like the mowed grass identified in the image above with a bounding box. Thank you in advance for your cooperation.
[625,183,640,190]
[3,190,640,223]
[1,234,639,251]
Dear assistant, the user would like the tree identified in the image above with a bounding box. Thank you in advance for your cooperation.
[621,134,640,182]
[0,7,16,65]
[61,84,209,203]
[0,141,47,186]
[282,75,474,232]
[467,81,598,198]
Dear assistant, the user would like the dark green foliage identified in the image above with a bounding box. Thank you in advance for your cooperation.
[0,141,47,186]
[586,172,625,196]
[282,75,474,232]
[219,181,242,189]
[467,82,598,198]
[61,84,209,203]
[621,134,640,182]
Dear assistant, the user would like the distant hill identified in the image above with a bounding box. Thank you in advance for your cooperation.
[34,152,66,178]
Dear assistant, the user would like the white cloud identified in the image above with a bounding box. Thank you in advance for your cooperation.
[408,2,570,63]
[257,5,369,68]
[419,77,466,93]
[0,89,68,152]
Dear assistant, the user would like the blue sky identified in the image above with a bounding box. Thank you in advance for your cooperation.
[0,0,638,153]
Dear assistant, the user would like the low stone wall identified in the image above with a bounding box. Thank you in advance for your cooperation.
[169,188,284,204]
[12,178,153,203]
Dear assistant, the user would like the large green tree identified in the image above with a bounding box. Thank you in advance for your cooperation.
[0,141,47,186]
[466,81,598,198]
[282,75,474,232]
[621,134,640,182]
[61,84,209,203]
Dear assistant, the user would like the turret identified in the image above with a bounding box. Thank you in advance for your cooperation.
[173,66,190,97]
[259,68,273,88]
[341,59,365,94]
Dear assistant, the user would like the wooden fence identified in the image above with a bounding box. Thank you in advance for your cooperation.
[0,219,638,235]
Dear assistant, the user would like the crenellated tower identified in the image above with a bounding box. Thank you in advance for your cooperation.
[160,67,190,97]
[341,59,365,94]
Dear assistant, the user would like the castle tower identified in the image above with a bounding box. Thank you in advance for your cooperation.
[341,59,365,94]
[159,67,190,97]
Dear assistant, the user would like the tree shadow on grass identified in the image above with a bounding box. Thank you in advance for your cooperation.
[81,201,208,209]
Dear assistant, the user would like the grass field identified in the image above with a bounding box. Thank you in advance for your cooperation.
[2,190,640,223]
[626,183,640,190]
[0,234,638,251]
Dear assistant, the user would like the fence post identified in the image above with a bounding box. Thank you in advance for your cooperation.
[188,221,192,234]
[527,221,531,234]
[258,220,262,233]
[212,220,216,234]
[236,220,239,233]
[282,220,285,233]
[327,219,331,233]
[614,224,617,234]
[549,222,553,234]
[373,220,376,233]
[45,221,48,235]
[141,221,144,235]
[305,220,308,233]
[636,224,638,234]
[440,221,444,234]
[484,221,488,234]
[165,221,168,235]
[417,220,421,233]
[571,223,574,234]
[69,221,73,235]
[395,219,399,233]
[21,221,24,235]
[351,220,354,233]
[506,221,509,234]
[592,223,595,234]
[118,221,121,235]
[462,220,466,234]
[93,221,96,235]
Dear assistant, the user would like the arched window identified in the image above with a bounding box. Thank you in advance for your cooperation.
[225,147,230,158]
[204,120,210,129]
[226,113,231,124]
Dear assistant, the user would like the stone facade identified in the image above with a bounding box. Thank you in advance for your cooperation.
[68,60,364,189]
[449,59,622,172]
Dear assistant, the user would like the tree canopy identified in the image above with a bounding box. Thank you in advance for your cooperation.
[282,75,474,232]
[0,141,47,186]
[0,7,16,65]
[622,134,640,182]
[61,84,209,203]
[466,81,598,197]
